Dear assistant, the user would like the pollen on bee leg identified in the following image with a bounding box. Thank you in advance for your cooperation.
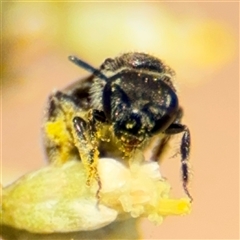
[86,166,102,199]
[86,164,101,186]
[44,120,73,163]
[81,147,102,199]
[45,119,70,144]
[95,172,102,199]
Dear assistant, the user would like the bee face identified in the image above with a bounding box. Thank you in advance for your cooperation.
[88,53,179,149]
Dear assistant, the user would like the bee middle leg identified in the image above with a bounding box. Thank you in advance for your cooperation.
[44,91,80,164]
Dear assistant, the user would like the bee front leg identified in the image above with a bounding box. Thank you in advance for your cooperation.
[165,124,193,202]
[72,116,101,197]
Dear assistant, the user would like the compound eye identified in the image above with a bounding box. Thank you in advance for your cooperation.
[150,114,172,134]
[103,82,130,121]
[142,103,173,134]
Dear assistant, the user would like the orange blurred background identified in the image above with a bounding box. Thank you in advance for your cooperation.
[2,2,239,239]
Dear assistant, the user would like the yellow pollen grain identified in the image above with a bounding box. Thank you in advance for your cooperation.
[45,120,70,144]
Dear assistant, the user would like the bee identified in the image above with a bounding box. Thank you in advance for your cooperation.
[43,52,192,201]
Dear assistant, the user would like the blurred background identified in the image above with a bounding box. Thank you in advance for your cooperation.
[2,1,239,239]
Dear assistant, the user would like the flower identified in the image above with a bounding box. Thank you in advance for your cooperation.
[1,153,191,234]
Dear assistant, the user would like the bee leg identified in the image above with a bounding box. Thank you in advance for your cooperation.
[165,124,193,202]
[180,128,193,202]
[44,91,79,164]
[72,116,101,198]
[150,135,171,163]
[150,107,184,162]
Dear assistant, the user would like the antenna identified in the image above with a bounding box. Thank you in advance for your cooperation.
[68,56,108,81]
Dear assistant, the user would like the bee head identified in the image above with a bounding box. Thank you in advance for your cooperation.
[69,53,179,148]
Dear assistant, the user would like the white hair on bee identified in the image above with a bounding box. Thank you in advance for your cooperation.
[89,77,106,110]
